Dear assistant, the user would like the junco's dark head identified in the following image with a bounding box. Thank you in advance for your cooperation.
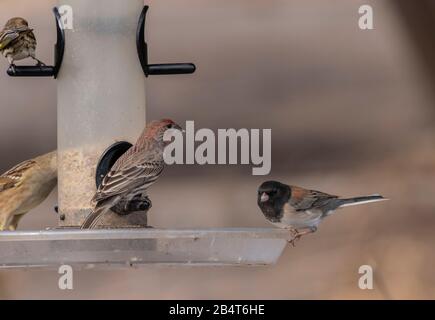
[257,181,291,222]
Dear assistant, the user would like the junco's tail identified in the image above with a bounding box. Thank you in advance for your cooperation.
[337,194,388,208]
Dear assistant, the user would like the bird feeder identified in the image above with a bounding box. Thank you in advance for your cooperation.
[57,1,146,227]
[0,1,289,268]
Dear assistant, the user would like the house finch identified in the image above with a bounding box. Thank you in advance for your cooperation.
[0,151,57,231]
[0,17,45,67]
[81,119,182,229]
[257,181,388,245]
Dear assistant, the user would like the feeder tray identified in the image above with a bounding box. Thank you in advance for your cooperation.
[0,228,289,268]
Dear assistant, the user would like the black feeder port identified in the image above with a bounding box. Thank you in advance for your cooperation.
[95,141,133,189]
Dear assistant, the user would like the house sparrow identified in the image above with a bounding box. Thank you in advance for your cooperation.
[0,151,57,231]
[81,119,182,229]
[257,180,388,245]
[0,17,45,67]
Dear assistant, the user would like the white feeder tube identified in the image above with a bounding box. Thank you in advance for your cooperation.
[57,0,146,226]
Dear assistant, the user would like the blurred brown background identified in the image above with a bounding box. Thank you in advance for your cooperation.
[0,0,434,299]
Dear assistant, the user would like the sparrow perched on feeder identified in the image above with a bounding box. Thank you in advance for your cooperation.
[257,181,388,246]
[0,17,45,67]
[81,119,183,229]
[0,151,57,231]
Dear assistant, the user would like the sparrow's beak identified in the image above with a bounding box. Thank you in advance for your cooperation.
[260,192,269,202]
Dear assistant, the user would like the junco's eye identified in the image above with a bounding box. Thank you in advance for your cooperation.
[167,123,173,129]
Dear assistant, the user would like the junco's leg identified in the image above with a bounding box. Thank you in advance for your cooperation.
[288,227,317,246]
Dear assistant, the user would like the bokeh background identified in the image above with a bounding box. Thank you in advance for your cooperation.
[0,0,434,299]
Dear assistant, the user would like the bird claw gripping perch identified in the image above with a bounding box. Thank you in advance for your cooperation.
[6,7,64,78]
[111,194,152,216]
[287,227,317,247]
[35,59,47,67]
[287,229,302,247]
[91,197,153,228]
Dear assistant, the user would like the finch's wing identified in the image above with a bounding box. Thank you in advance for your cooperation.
[289,186,338,211]
[84,150,162,229]
[0,159,35,191]
[0,26,31,50]
[92,160,164,204]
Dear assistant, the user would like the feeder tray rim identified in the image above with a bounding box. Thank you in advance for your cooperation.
[0,228,289,241]
[0,228,289,269]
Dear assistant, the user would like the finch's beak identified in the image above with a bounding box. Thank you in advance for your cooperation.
[173,123,185,133]
[260,192,269,202]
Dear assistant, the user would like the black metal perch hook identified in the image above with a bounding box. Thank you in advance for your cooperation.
[137,6,196,77]
[6,7,65,78]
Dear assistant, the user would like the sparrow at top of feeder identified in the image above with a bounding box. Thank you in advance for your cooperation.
[0,17,46,68]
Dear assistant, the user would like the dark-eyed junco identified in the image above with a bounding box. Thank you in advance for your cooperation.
[257,180,388,245]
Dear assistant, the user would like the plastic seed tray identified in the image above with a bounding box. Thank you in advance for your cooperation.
[0,228,289,268]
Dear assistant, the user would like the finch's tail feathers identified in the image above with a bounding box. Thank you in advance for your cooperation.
[338,194,388,208]
[81,206,107,229]
[81,198,118,229]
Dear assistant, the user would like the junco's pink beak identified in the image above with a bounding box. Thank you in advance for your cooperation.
[260,192,269,202]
